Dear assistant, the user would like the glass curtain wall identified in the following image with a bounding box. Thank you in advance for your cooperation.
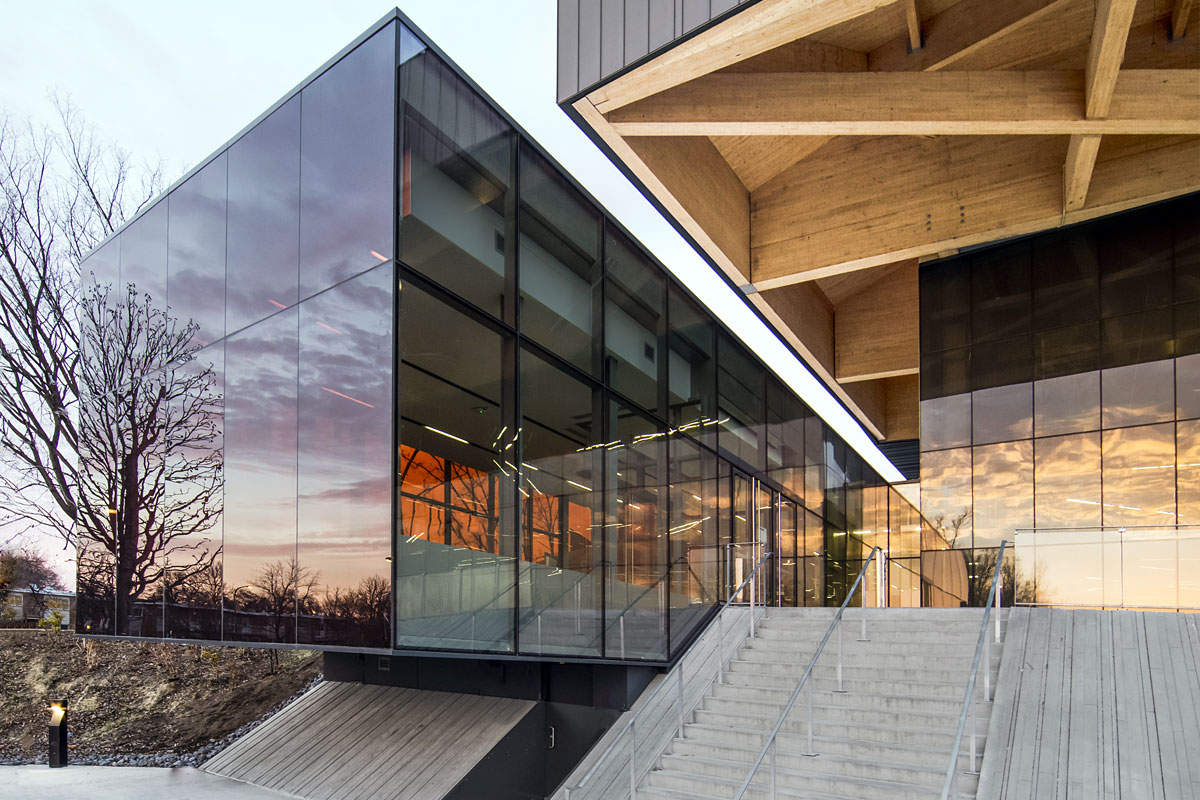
[920,193,1200,607]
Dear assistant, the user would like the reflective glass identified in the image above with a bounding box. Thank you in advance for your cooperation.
[519,348,603,657]
[971,335,1032,391]
[718,333,765,470]
[1099,209,1172,317]
[802,509,824,605]
[1032,229,1099,330]
[299,26,395,298]
[971,242,1031,343]
[919,394,971,452]
[669,436,719,648]
[223,310,299,644]
[121,200,168,312]
[1176,420,1200,523]
[297,265,393,647]
[668,285,717,444]
[518,144,601,375]
[395,283,511,652]
[167,153,227,347]
[972,441,1033,548]
[1177,197,1200,303]
[1034,322,1099,380]
[1177,302,1200,357]
[775,497,798,607]
[971,383,1031,445]
[226,97,300,334]
[1102,423,1175,527]
[920,260,970,351]
[1102,360,1174,429]
[605,227,665,414]
[766,378,806,501]
[399,41,513,319]
[920,346,969,400]
[1034,433,1101,529]
[920,447,973,549]
[161,344,224,640]
[803,415,824,513]
[1034,372,1100,437]
[605,402,669,660]
[1101,309,1173,369]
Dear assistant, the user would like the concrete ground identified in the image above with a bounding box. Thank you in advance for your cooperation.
[1,765,295,799]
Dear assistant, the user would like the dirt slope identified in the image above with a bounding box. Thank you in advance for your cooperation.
[0,630,320,764]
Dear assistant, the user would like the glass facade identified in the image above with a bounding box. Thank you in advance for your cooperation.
[76,15,963,660]
[920,193,1200,608]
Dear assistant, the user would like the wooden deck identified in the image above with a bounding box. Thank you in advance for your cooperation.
[203,681,534,800]
[978,608,1200,800]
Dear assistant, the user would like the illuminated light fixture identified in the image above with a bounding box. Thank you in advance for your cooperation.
[405,530,427,543]
[424,424,468,444]
[1067,498,1101,505]
[519,487,529,499]
[321,387,375,408]
[691,494,702,502]
[107,508,118,515]
[521,461,539,472]
[370,250,389,262]
[734,514,746,522]
[566,479,591,492]
[1118,505,1143,511]
[316,321,344,335]
[384,556,393,563]
[267,299,288,310]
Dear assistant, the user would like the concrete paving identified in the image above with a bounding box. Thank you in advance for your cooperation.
[1,765,295,799]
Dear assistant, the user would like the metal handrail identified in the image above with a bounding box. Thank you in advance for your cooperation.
[939,539,1007,800]
[563,549,774,799]
[732,546,884,800]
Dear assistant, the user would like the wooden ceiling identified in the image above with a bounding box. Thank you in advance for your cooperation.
[570,0,1200,441]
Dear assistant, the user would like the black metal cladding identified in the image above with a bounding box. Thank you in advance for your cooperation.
[75,11,960,661]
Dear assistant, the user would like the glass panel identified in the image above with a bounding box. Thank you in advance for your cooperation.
[919,394,971,451]
[1034,371,1100,437]
[166,154,226,348]
[1100,209,1172,317]
[669,435,719,649]
[297,265,393,648]
[775,498,798,607]
[1034,432,1101,529]
[920,260,970,351]
[803,509,824,606]
[605,227,665,414]
[395,284,512,653]
[668,284,717,445]
[1177,302,1200,357]
[121,200,168,313]
[519,348,603,657]
[1176,420,1200,523]
[803,416,824,514]
[518,143,601,375]
[920,447,973,549]
[399,40,513,319]
[226,96,300,335]
[766,378,806,502]
[972,440,1033,548]
[299,25,395,299]
[920,346,969,400]
[162,344,224,640]
[1102,423,1176,527]
[971,242,1031,342]
[1101,309,1173,369]
[970,335,1032,391]
[1032,228,1099,330]
[718,333,765,470]
[971,383,1032,445]
[604,403,669,660]
[1102,360,1174,429]
[1034,322,1099,380]
[223,310,299,644]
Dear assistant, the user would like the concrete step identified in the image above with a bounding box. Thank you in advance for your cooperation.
[719,670,990,698]
[659,746,963,789]
[676,723,988,772]
[692,701,988,733]
[690,709,987,747]
[708,683,969,715]
[721,663,997,690]
[730,649,1001,671]
[644,762,958,800]
[740,638,988,657]
[751,627,999,645]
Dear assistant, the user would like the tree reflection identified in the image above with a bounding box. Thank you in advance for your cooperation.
[77,284,223,636]
[967,548,1052,607]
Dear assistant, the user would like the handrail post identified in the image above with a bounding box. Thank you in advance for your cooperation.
[717,612,725,684]
[769,739,776,799]
[677,667,685,739]
[629,721,637,800]
[804,679,816,756]
[984,629,991,703]
[749,570,757,639]
[969,693,978,774]
[834,616,845,693]
[995,559,1003,643]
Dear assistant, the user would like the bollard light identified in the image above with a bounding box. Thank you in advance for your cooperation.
[47,698,67,768]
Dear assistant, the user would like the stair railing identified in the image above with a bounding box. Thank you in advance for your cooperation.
[940,539,1007,800]
[561,550,773,800]
[732,546,885,800]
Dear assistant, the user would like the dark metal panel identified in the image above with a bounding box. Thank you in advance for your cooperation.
[682,0,710,32]
[557,0,580,102]
[601,0,625,77]
[578,0,602,91]
[624,0,651,66]
[649,0,675,50]
[712,0,739,14]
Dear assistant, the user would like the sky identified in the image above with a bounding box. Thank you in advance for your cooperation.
[2,0,903,578]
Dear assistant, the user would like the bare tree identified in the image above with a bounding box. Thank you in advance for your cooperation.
[76,283,223,635]
[0,100,161,548]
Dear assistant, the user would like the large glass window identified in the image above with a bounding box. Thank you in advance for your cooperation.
[1102,423,1175,527]
[669,435,719,648]
[1102,360,1174,429]
[972,441,1033,548]
[121,200,168,313]
[399,38,513,319]
[518,144,601,375]
[226,97,300,335]
[1033,372,1099,437]
[971,383,1031,445]
[519,349,603,657]
[668,284,717,444]
[718,333,765,470]
[920,447,973,548]
[298,25,395,299]
[166,154,227,347]
[1033,433,1101,529]
[223,310,299,644]
[395,282,512,653]
[297,265,393,648]
[604,228,665,414]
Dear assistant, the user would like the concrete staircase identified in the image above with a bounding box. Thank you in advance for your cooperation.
[640,607,1006,800]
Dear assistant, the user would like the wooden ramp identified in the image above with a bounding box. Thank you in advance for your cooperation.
[979,608,1200,800]
[203,681,535,800]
